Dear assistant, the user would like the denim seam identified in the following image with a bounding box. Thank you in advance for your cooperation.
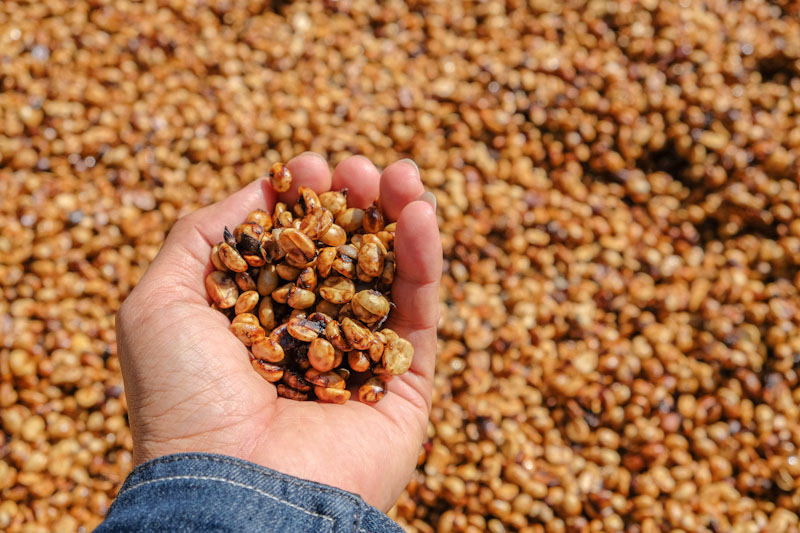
[120,474,336,524]
[128,455,361,504]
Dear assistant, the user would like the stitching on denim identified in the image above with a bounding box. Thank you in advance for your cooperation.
[120,474,335,525]
[129,455,362,505]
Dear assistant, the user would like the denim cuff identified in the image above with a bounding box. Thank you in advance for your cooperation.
[95,453,403,533]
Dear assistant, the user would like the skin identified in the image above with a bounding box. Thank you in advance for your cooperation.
[115,153,441,512]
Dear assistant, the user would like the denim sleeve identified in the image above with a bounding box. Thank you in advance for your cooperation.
[94,453,404,533]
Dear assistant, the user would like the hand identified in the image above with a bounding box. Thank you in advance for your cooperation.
[115,153,442,511]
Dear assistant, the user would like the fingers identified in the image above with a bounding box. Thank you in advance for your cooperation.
[331,155,381,208]
[379,160,425,222]
[385,199,442,404]
[140,179,276,302]
[279,152,332,205]
[138,152,332,305]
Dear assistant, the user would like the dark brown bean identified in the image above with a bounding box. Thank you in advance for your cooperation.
[358,377,388,403]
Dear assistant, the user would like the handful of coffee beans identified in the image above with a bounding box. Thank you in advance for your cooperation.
[205,162,413,404]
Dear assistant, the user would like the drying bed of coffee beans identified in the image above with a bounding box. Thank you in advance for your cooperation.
[1,1,800,531]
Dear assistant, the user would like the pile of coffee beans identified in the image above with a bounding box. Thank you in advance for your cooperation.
[206,163,413,404]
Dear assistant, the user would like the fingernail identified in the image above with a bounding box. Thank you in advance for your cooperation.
[417,191,436,211]
[398,158,419,174]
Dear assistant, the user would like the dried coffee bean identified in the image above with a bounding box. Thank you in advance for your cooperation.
[252,336,285,363]
[287,286,315,309]
[308,338,336,372]
[218,243,249,272]
[316,300,340,318]
[331,252,356,279]
[258,298,276,329]
[270,324,303,354]
[363,204,385,233]
[325,320,352,351]
[276,262,301,281]
[304,368,346,389]
[382,337,414,375]
[319,276,355,304]
[356,263,373,283]
[271,283,292,304]
[279,228,317,266]
[300,207,333,240]
[348,350,371,373]
[375,231,394,251]
[368,333,386,362]
[297,266,317,291]
[234,222,264,243]
[351,290,390,324]
[261,231,285,262]
[269,162,292,192]
[361,233,387,252]
[251,359,284,383]
[246,209,272,230]
[319,190,348,216]
[341,318,373,350]
[289,308,308,321]
[235,271,258,292]
[257,264,279,295]
[281,369,312,392]
[317,247,337,278]
[315,386,350,404]
[206,271,239,308]
[338,302,356,321]
[234,290,260,315]
[381,328,400,344]
[306,312,333,329]
[230,313,266,346]
[336,207,364,233]
[276,210,294,228]
[287,316,321,342]
[358,377,387,403]
[297,186,321,214]
[320,224,347,246]
[276,385,308,401]
[380,252,396,287]
[210,244,227,271]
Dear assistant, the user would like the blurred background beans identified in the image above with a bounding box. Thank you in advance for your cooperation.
[2,0,800,531]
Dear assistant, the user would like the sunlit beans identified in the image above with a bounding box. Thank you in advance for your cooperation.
[207,162,412,406]
[218,243,248,272]
[234,290,260,315]
[351,290,390,324]
[336,208,364,233]
[269,162,292,192]
[319,276,355,304]
[251,359,284,382]
[206,271,238,308]
[382,338,414,375]
[358,377,387,403]
[252,336,285,363]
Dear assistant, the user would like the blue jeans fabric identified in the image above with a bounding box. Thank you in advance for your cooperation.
[94,453,404,532]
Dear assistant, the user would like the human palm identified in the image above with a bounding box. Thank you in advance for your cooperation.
[116,153,441,511]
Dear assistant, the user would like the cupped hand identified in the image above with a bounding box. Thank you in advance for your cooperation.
[115,153,441,511]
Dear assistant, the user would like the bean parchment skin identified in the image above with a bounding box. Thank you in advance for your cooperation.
[206,167,413,404]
